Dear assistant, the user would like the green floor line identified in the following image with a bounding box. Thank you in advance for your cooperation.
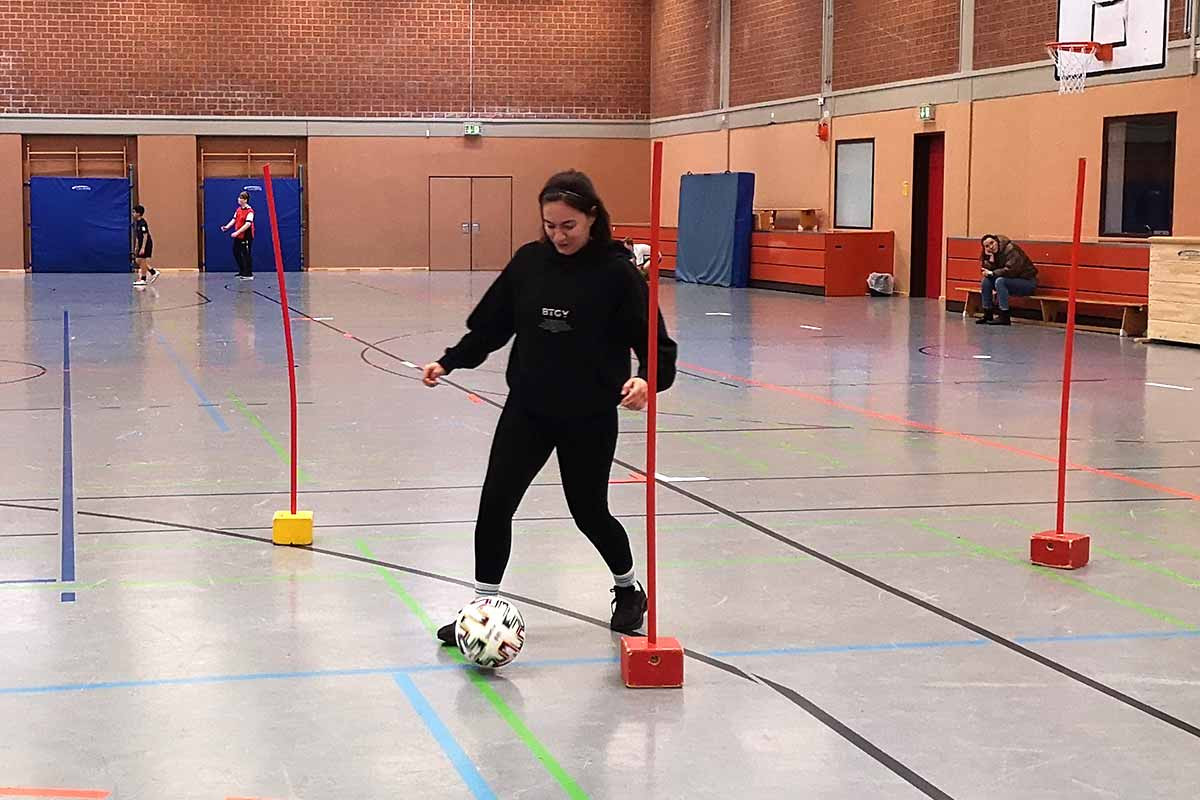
[228,392,312,483]
[355,540,589,800]
[909,521,1197,630]
[1093,546,1200,589]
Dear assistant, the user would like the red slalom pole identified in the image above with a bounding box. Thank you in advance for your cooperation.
[619,140,682,687]
[646,141,663,646]
[262,165,299,515]
[1031,157,1090,569]
[263,166,312,547]
[1056,158,1086,535]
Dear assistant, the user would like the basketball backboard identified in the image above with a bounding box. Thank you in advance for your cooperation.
[1056,0,1167,77]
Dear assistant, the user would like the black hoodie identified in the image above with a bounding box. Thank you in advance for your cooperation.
[437,238,678,419]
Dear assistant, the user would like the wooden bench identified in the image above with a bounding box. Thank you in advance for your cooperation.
[956,287,1148,337]
[946,237,1150,336]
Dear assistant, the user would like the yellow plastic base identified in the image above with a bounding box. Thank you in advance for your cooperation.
[272,510,314,546]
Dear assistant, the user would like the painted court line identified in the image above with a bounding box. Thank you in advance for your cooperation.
[3,628,1198,697]
[394,674,498,799]
[1145,381,1193,391]
[153,331,231,432]
[60,311,75,603]
[227,392,311,482]
[0,791,106,799]
[682,361,1200,503]
[355,541,590,800]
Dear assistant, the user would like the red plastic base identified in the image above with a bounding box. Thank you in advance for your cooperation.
[620,636,684,688]
[1031,531,1091,569]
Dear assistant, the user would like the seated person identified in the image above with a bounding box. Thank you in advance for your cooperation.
[978,234,1038,326]
[622,236,656,279]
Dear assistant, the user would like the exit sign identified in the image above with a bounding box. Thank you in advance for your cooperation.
[918,104,936,122]
[463,122,482,136]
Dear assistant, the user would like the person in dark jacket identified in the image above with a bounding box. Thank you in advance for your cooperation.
[422,170,678,643]
[978,234,1038,326]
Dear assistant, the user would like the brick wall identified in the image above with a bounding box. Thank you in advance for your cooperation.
[978,0,1185,71]
[832,0,960,90]
[651,0,720,117]
[0,0,650,119]
[973,0,1057,69]
[729,0,823,106]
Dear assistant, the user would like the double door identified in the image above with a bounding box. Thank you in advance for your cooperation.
[430,176,513,271]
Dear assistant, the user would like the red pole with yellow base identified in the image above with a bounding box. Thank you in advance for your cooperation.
[262,164,313,547]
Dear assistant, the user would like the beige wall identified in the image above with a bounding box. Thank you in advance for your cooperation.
[730,122,831,225]
[0,135,22,270]
[307,137,650,269]
[970,76,1198,241]
[656,130,730,227]
[137,135,198,268]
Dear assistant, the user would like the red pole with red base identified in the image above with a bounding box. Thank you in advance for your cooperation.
[621,141,684,688]
[1031,157,1090,570]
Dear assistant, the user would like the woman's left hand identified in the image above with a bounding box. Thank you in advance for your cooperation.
[620,377,649,411]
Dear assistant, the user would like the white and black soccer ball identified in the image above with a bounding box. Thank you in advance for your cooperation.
[455,597,526,669]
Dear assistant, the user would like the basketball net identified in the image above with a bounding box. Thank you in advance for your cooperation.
[1047,42,1111,94]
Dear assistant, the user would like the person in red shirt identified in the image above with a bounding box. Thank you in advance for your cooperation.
[220,191,255,281]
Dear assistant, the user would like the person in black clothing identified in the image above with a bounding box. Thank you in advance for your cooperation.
[422,170,678,642]
[132,205,159,287]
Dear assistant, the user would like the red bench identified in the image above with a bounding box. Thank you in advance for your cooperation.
[945,237,1150,336]
[614,225,894,296]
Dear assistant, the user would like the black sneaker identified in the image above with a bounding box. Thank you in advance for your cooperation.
[147,269,159,284]
[989,309,1012,326]
[437,621,457,647]
[975,308,993,325]
[610,583,647,633]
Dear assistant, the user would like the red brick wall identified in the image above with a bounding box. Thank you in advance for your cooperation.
[0,0,650,119]
[832,0,960,90]
[729,0,823,106]
[1168,0,1186,40]
[652,0,721,117]
[974,0,1057,69]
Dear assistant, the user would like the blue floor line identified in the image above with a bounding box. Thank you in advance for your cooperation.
[60,310,75,604]
[394,673,497,800]
[1,628,1197,697]
[153,331,231,432]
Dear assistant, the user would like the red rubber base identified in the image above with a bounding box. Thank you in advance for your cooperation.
[1031,531,1091,569]
[620,635,684,688]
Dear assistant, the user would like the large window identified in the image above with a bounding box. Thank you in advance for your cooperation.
[835,139,874,229]
[1101,113,1176,237]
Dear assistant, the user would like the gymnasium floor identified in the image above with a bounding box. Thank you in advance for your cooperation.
[2,271,1199,799]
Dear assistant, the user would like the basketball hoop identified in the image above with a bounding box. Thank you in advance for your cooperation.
[1047,41,1114,93]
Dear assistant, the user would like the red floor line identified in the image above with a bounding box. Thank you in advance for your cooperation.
[0,789,110,799]
[681,362,1200,503]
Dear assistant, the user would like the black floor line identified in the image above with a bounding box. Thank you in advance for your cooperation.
[0,291,212,324]
[6,463,1200,506]
[252,287,1200,740]
[65,502,952,799]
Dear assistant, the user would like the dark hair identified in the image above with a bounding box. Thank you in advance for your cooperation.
[133,204,145,215]
[239,191,251,201]
[538,170,612,244]
[980,234,999,245]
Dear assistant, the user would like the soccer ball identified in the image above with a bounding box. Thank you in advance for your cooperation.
[455,597,526,669]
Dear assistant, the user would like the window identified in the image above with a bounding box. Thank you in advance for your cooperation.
[1101,113,1176,237]
[835,139,874,229]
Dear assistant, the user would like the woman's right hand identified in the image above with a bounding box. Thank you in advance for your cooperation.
[422,363,446,387]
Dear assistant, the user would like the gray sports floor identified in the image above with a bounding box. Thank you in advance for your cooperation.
[2,272,1199,799]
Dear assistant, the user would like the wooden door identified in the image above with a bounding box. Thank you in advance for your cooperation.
[429,177,472,270]
[470,177,513,271]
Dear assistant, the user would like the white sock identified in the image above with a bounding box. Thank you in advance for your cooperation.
[613,568,636,589]
[474,581,501,598]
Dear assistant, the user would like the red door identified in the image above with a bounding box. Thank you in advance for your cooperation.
[924,135,945,298]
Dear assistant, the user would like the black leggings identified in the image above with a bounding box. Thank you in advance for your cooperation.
[474,403,634,586]
[233,237,253,276]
